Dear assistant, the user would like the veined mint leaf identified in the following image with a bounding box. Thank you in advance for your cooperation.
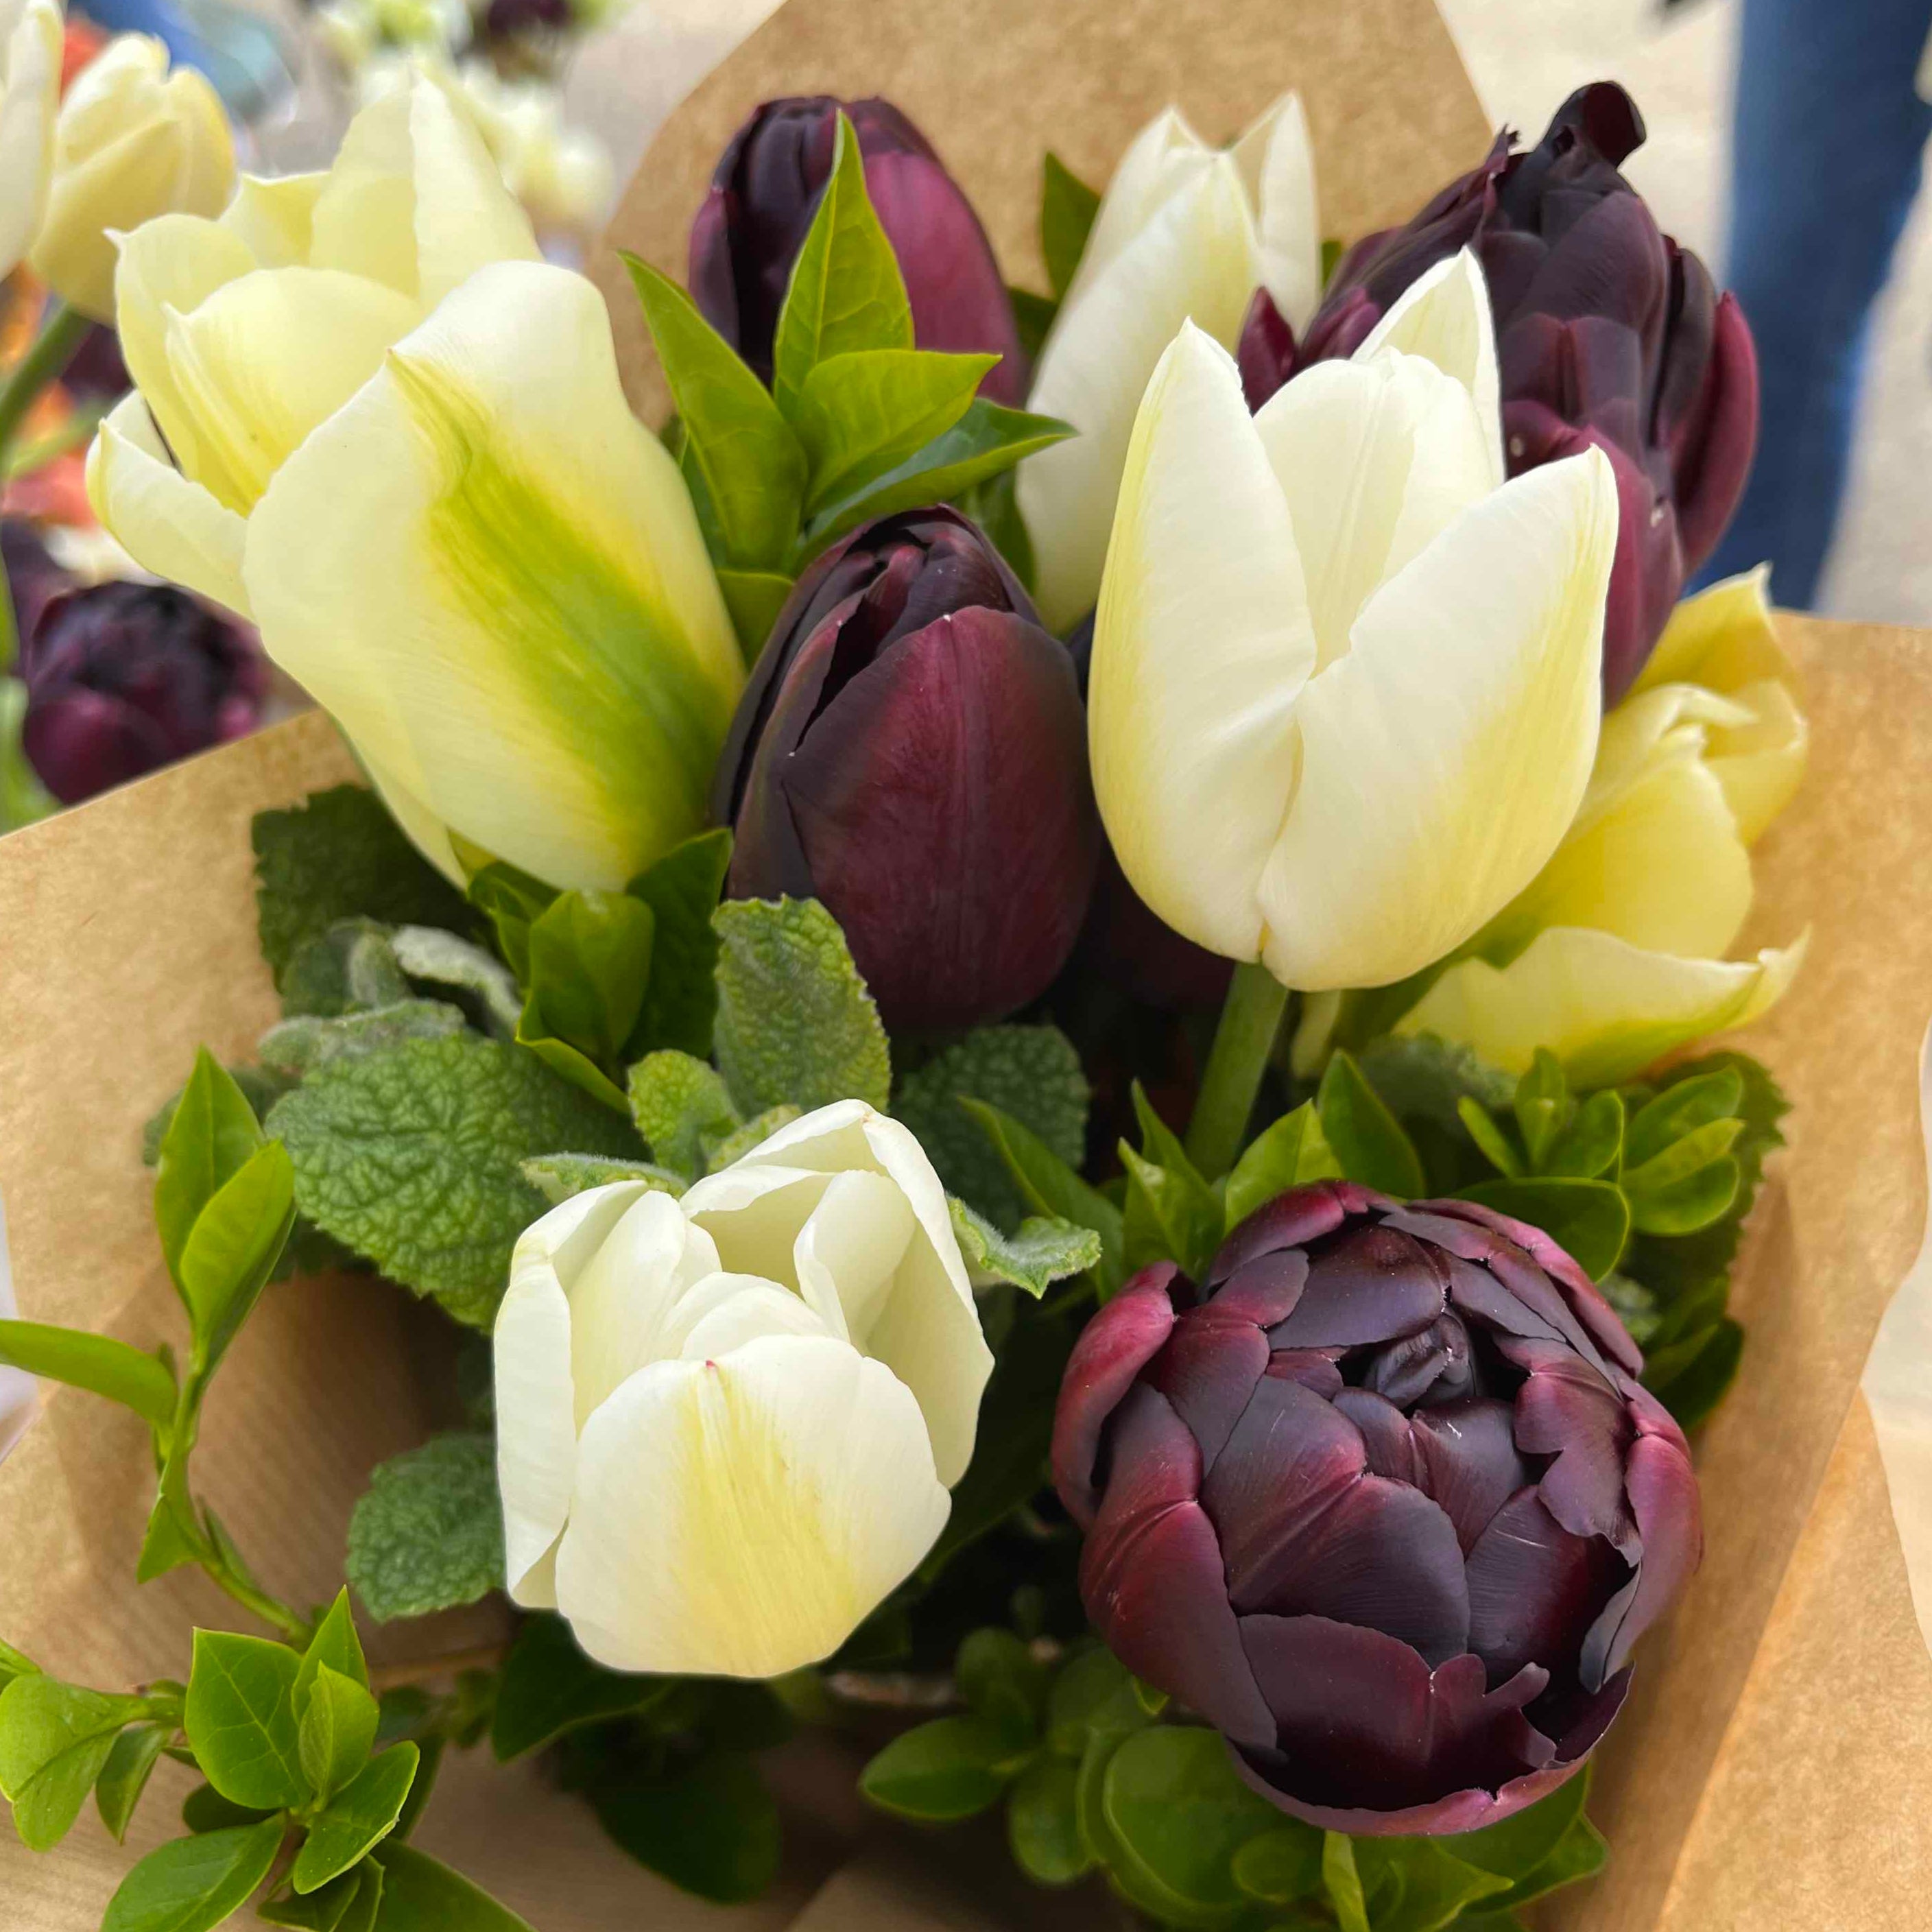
[521,1154,685,1206]
[267,1036,639,1327]
[346,1433,505,1623]
[628,1051,740,1183]
[703,1105,802,1171]
[259,1003,467,1080]
[951,1200,1100,1298]
[712,898,891,1116]
[254,787,469,995]
[280,921,409,1021]
[390,927,521,1040]
[962,1099,1123,1294]
[894,1025,1088,1231]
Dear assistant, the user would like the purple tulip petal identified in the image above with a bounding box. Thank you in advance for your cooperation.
[1500,1335,1637,1553]
[1206,1182,1368,1285]
[1265,1222,1448,1350]
[1208,1247,1309,1327]
[22,689,171,804]
[1466,1486,1626,1687]
[1361,1311,1478,1407]
[1579,1427,1702,1685]
[1672,289,1758,569]
[1145,1309,1269,1472]
[1237,287,1296,412]
[1411,1397,1530,1553]
[1232,1750,1584,1839]
[1264,1348,1346,1398]
[1333,1388,1424,1486]
[1052,1268,1180,1527]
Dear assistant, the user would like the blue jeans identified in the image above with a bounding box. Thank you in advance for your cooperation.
[1695,0,1932,608]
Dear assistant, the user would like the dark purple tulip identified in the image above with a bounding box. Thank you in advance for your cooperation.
[1242,82,1758,704]
[713,506,1099,1031]
[19,580,266,804]
[1053,1182,1700,1835]
[690,96,1027,405]
[3,519,71,650]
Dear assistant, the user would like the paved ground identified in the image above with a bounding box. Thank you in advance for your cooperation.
[567,0,1931,628]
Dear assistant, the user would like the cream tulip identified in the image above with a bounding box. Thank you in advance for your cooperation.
[495,1103,988,1678]
[1017,93,1321,630]
[1090,252,1619,995]
[0,0,60,286]
[29,34,234,322]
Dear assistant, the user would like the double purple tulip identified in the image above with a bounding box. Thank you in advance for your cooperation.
[1241,82,1758,702]
[690,95,1027,405]
[713,507,1099,1031]
[1053,1183,1700,1834]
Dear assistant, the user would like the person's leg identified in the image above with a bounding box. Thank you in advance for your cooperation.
[1696,0,1932,606]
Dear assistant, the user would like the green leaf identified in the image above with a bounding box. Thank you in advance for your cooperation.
[1355,1837,1513,1932]
[185,1630,307,1813]
[0,1674,148,1850]
[102,1818,286,1932]
[390,928,521,1039]
[771,110,913,417]
[346,1433,504,1623]
[712,896,892,1114]
[258,1866,365,1930]
[961,1099,1123,1292]
[155,1050,265,1289]
[796,398,1075,560]
[1643,1316,1745,1429]
[893,1023,1089,1231]
[464,862,555,985]
[294,1746,418,1894]
[180,1785,274,1835]
[260,1005,469,1082]
[520,1154,684,1206]
[1121,1143,1221,1281]
[1323,1832,1371,1932]
[955,1628,1047,1748]
[951,1200,1100,1298]
[1355,1034,1516,1134]
[0,1638,36,1695]
[1223,1101,1343,1233]
[522,890,655,1070]
[1457,1178,1630,1282]
[298,1593,370,1714]
[622,253,805,571]
[627,828,734,1057]
[859,1713,1028,1821]
[1318,1051,1425,1198]
[97,1723,174,1843]
[792,348,995,510]
[1446,1768,1589,1881]
[627,1050,741,1182]
[702,1104,802,1170]
[1040,152,1101,300]
[1512,1050,1573,1171]
[1457,1098,1524,1180]
[1543,1088,1624,1180]
[957,466,1036,591]
[1045,1648,1147,1760]
[488,1615,673,1763]
[267,1036,639,1328]
[1479,1812,1608,1911]
[1007,285,1057,362]
[1230,1823,1324,1905]
[0,1320,175,1429]
[367,1844,534,1929]
[253,787,470,997]
[715,569,796,664]
[1007,1756,1088,1885]
[1625,1066,1744,1169]
[298,1667,380,1806]
[177,1141,297,1369]
[587,1750,780,1907]
[278,922,412,1023]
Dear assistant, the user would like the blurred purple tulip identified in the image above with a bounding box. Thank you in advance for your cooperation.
[713,506,1099,1031]
[1053,1182,1701,1835]
[19,579,266,804]
[3,520,71,650]
[1241,82,1758,703]
[690,95,1027,405]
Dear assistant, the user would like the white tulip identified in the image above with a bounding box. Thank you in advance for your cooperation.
[0,0,62,286]
[1089,252,1619,994]
[1018,92,1320,630]
[495,1102,990,1678]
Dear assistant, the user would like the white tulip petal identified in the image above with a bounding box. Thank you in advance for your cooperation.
[1708,676,1807,846]
[1258,450,1617,990]
[1063,107,1212,308]
[1358,251,1504,486]
[1396,927,1808,1088]
[494,1262,577,1606]
[86,394,251,617]
[683,1163,837,1304]
[1230,91,1321,327]
[510,1176,656,1289]
[1090,322,1315,964]
[359,756,464,885]
[556,1337,951,1678]
[0,0,60,282]
[406,66,541,307]
[1021,159,1261,630]
[794,1169,915,1347]
[243,260,740,890]
[663,1274,828,1359]
[219,169,329,267]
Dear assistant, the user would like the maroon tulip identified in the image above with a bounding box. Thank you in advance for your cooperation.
[713,507,1099,1030]
[690,96,1027,405]
[19,580,266,804]
[1053,1183,1700,1835]
[1241,82,1758,703]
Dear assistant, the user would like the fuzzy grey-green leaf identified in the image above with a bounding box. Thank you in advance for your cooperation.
[347,1434,504,1624]
[520,1154,685,1206]
[951,1200,1100,1298]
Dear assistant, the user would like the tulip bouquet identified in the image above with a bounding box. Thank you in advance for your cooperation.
[0,45,1812,1932]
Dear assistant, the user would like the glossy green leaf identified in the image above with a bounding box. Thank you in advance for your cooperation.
[96,1722,173,1844]
[793,348,996,510]
[293,1745,418,1894]
[489,1614,673,1763]
[715,569,796,664]
[961,1099,1124,1293]
[1446,1768,1589,1881]
[185,1630,307,1813]
[588,1748,781,1907]
[625,827,734,1058]
[0,1674,147,1850]
[770,110,913,417]
[1040,152,1101,299]
[1625,1066,1744,1169]
[176,1142,296,1368]
[957,464,1036,591]
[102,1818,285,1932]
[1512,1049,1573,1170]
[154,1051,265,1289]
[180,1785,274,1835]
[1007,285,1057,362]
[1046,1648,1148,1762]
[1457,1099,1523,1180]
[1230,1822,1324,1905]
[258,1863,366,1930]
[368,1844,533,1929]
[1543,1088,1624,1180]
[1224,1102,1344,1232]
[0,1638,36,1694]
[464,861,554,984]
[298,1593,370,1705]
[0,1320,176,1429]
[956,1628,1047,1748]
[1318,1051,1426,1198]
[1355,1837,1513,1931]
[298,1666,379,1806]
[859,1713,1028,1821]
[1457,1178,1630,1282]
[1120,1142,1221,1281]
[522,890,655,1070]
[1322,1832,1371,1932]
[1007,1756,1088,1886]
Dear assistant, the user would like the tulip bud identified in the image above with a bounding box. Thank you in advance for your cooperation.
[0,0,62,286]
[1054,1183,1701,1835]
[19,577,265,803]
[713,505,1101,1031]
[690,95,1027,404]
[496,1101,990,1678]
[1251,83,1756,704]
[29,34,236,323]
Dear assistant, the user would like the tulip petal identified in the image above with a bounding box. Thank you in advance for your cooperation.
[794,1168,917,1346]
[219,170,327,267]
[1229,91,1321,328]
[494,1257,582,1607]
[86,394,251,618]
[660,1273,829,1359]
[555,1335,950,1677]
[0,0,60,283]
[1396,925,1807,1086]
[1088,322,1315,964]
[1064,108,1213,309]
[1022,160,1262,630]
[682,1163,837,1293]
[243,259,741,891]
[1051,1268,1180,1527]
[1266,1221,1448,1349]
[1257,450,1617,990]
[1411,1397,1531,1553]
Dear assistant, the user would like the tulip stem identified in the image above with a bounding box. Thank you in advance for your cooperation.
[0,301,91,674]
[1184,961,1291,1180]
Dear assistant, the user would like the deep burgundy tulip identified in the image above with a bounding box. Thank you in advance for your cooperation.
[713,507,1099,1030]
[1053,1182,1700,1835]
[690,96,1027,405]
[19,580,266,804]
[1240,82,1758,704]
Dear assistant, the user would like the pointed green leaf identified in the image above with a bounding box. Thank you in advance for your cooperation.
[136,1489,203,1585]
[0,1320,176,1429]
[1457,1178,1630,1283]
[0,1639,37,1695]
[793,348,997,510]
[1512,1049,1573,1171]
[0,1675,148,1850]
[1643,1316,1745,1429]
[185,1631,307,1813]
[176,1142,297,1369]
[1224,1101,1344,1232]
[489,1614,674,1763]
[298,1667,380,1806]
[1446,1767,1590,1881]
[97,1722,173,1843]
[257,1866,362,1930]
[1040,152,1101,300]
[464,861,555,985]
[1457,1099,1524,1180]
[1318,1051,1425,1198]
[960,1099,1123,1293]
[1625,1067,1744,1169]
[1323,1833,1371,1932]
[625,828,733,1057]
[1355,1837,1514,1931]
[369,1842,535,1929]
[1007,285,1057,362]
[299,1593,370,1703]
[180,1785,274,1835]
[155,1051,265,1287]
[715,568,796,664]
[1542,1088,1624,1180]
[102,1818,286,1932]
[294,1745,418,1894]
[521,890,656,1072]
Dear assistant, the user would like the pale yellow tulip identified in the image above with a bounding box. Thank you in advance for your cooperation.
[0,0,61,285]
